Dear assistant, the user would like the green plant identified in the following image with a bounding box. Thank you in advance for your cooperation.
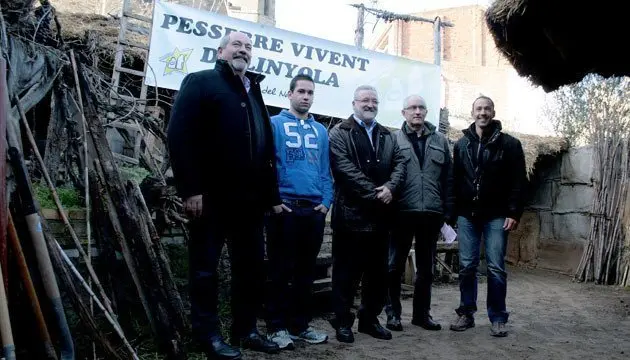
[119,165,151,184]
[33,183,82,209]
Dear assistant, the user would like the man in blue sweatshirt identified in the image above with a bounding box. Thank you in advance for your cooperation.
[265,74,333,350]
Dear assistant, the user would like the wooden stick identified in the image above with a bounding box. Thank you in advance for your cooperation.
[91,162,157,337]
[0,255,15,360]
[7,213,57,360]
[55,241,140,360]
[69,47,97,360]
[14,96,115,315]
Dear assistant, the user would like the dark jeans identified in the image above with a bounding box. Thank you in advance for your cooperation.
[188,208,266,343]
[385,212,442,320]
[332,229,389,327]
[456,216,509,323]
[265,201,326,333]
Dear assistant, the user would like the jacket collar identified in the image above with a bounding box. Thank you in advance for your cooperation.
[339,114,390,134]
[402,121,435,137]
[463,119,502,144]
[214,59,266,83]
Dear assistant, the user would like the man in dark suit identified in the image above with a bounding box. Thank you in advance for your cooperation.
[328,85,406,343]
[167,31,281,359]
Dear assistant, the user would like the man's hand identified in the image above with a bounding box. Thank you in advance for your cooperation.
[504,217,518,231]
[184,195,203,218]
[314,204,329,214]
[375,185,393,204]
[272,204,292,214]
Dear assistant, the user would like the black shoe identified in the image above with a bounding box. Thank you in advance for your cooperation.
[386,316,403,331]
[336,326,355,343]
[411,316,442,331]
[358,322,392,340]
[238,331,280,354]
[205,336,242,360]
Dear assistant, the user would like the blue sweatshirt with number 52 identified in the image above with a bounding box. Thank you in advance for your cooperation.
[270,109,334,208]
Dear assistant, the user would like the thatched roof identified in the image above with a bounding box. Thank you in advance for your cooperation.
[447,126,568,178]
[485,0,627,92]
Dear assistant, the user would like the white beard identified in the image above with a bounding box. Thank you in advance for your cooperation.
[231,58,248,72]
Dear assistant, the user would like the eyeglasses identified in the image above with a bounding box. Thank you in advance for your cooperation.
[354,98,379,105]
[404,105,427,111]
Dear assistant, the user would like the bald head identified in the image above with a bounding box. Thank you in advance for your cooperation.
[402,95,428,133]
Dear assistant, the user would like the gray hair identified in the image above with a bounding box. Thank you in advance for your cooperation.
[354,85,378,100]
[218,33,231,49]
[402,94,426,109]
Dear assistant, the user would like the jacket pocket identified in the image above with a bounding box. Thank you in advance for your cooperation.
[429,144,446,165]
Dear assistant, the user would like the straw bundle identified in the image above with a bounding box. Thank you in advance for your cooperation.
[485,0,628,92]
[447,126,568,178]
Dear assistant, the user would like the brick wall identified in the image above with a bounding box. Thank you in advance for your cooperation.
[395,5,513,123]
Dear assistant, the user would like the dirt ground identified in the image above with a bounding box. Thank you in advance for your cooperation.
[242,267,630,360]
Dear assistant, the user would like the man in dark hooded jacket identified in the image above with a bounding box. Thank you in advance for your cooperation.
[449,96,526,338]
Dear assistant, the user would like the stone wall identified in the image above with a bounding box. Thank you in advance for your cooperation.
[507,146,594,274]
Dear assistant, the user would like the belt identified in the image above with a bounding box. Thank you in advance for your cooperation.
[282,199,318,207]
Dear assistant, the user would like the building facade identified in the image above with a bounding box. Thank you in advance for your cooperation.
[369,5,540,130]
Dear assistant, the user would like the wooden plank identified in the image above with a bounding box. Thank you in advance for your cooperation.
[115,66,146,77]
[123,10,152,23]
[119,39,149,50]
[40,208,86,220]
[437,241,458,252]
[113,152,140,165]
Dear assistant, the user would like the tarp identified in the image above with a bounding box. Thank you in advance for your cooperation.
[146,0,442,128]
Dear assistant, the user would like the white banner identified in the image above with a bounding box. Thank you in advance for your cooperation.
[146,0,442,128]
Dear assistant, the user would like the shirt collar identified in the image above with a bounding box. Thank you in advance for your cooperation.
[353,114,377,129]
[242,75,251,93]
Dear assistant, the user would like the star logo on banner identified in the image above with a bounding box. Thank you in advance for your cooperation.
[159,48,194,76]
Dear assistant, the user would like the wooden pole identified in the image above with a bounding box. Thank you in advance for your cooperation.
[354,3,365,48]
[433,16,442,66]
[0,258,15,360]
[69,47,97,360]
[7,213,57,360]
[14,96,115,315]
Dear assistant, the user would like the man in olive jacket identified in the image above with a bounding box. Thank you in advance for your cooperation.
[329,85,406,344]
[167,31,280,359]
[383,95,453,332]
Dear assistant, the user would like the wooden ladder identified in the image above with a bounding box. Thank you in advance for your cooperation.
[109,0,160,164]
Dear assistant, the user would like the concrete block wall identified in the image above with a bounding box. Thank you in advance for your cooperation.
[507,146,594,274]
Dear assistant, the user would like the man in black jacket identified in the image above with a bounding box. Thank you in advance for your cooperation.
[167,31,280,359]
[449,96,526,338]
[384,95,453,332]
[329,85,406,343]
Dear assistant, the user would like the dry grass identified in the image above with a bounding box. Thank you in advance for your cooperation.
[57,11,149,60]
[447,125,568,178]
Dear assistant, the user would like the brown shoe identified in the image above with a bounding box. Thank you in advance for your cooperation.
[449,314,475,332]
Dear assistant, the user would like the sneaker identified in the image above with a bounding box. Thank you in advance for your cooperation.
[449,314,475,331]
[490,322,507,337]
[267,330,295,350]
[290,327,328,344]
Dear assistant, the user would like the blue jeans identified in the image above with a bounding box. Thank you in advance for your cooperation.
[456,216,509,323]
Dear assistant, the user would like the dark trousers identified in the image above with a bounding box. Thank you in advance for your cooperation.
[385,212,442,320]
[265,202,326,333]
[188,209,265,343]
[332,229,389,327]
